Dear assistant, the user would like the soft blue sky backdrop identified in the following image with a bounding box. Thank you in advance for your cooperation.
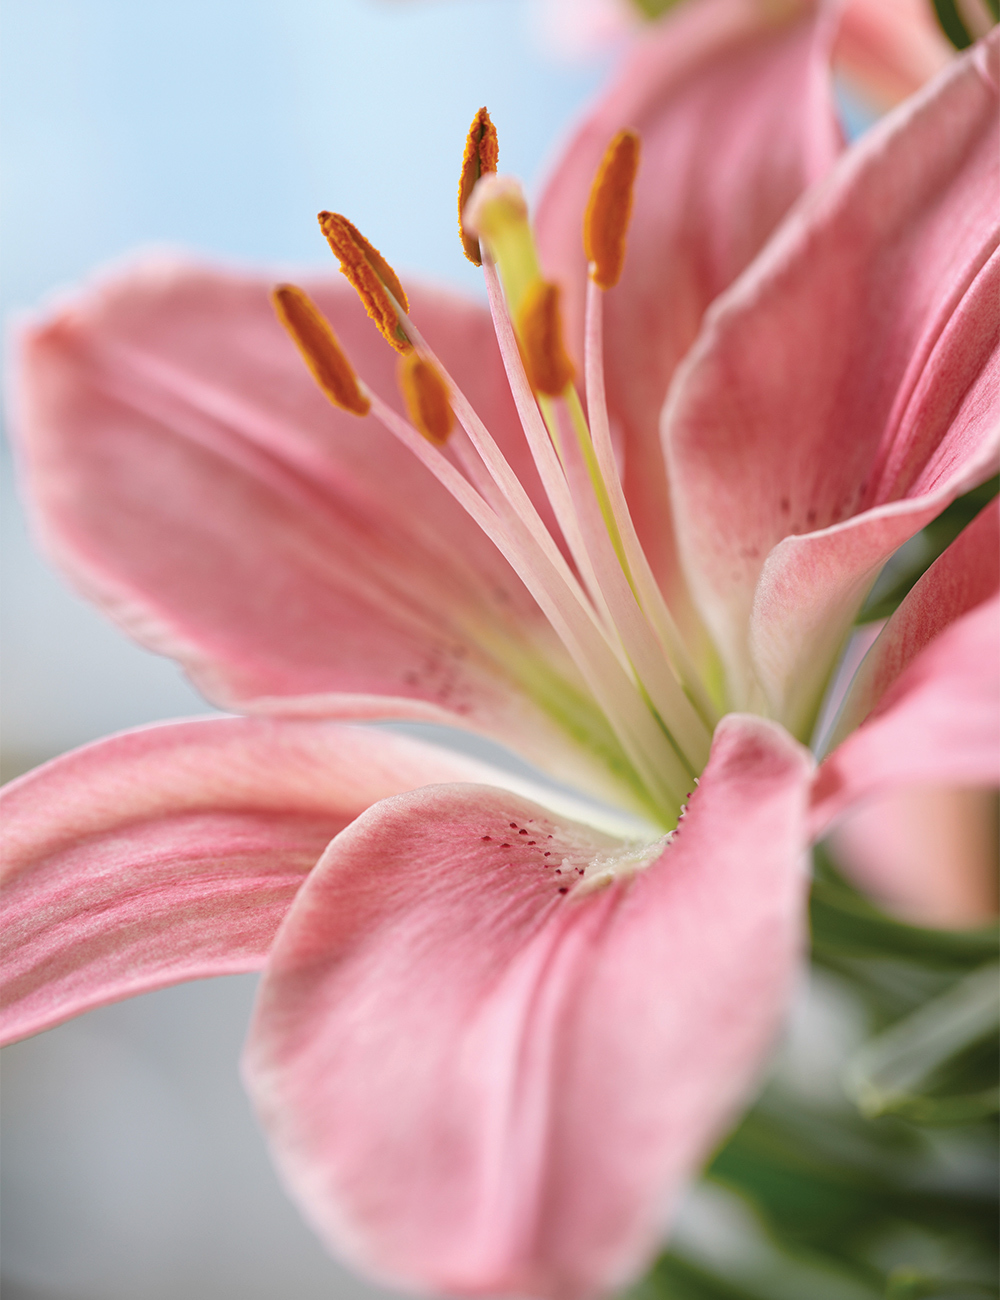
[3,0,605,312]
[1,0,610,762]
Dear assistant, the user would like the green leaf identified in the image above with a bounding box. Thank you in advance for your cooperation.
[810,855,1000,972]
[931,0,975,48]
[931,0,1000,45]
[623,1252,773,1300]
[843,965,1000,1124]
[706,1089,999,1278]
[628,0,684,19]
[885,1266,999,1299]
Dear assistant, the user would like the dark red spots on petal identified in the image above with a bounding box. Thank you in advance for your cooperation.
[481,836,492,842]
[558,886,569,895]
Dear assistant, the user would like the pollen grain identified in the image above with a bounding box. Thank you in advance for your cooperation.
[517,279,575,396]
[458,107,499,266]
[318,211,412,354]
[584,129,640,290]
[398,352,454,444]
[272,284,370,416]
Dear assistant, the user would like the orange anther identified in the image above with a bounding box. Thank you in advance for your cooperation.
[458,107,499,266]
[318,212,411,354]
[398,352,454,445]
[517,280,575,397]
[272,284,370,416]
[583,129,640,290]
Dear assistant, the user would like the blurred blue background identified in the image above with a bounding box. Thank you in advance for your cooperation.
[0,3,609,1295]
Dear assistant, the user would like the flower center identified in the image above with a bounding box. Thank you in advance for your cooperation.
[274,111,721,828]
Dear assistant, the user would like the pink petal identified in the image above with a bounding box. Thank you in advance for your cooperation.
[833,496,999,743]
[667,34,1000,731]
[834,0,953,109]
[11,258,622,800]
[243,715,812,1299]
[828,786,999,927]
[533,0,636,60]
[813,499,999,919]
[536,0,842,613]
[0,717,511,1044]
[811,595,1000,839]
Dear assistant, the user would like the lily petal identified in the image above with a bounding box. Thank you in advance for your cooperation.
[536,0,842,611]
[243,715,812,1300]
[834,0,953,110]
[811,499,1000,840]
[11,258,626,801]
[667,33,999,731]
[829,786,999,927]
[0,717,515,1044]
[832,497,999,747]
[809,594,1000,840]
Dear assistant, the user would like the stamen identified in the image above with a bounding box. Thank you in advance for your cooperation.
[458,107,499,266]
[398,353,454,444]
[446,260,710,775]
[365,391,691,817]
[362,300,694,809]
[381,293,610,643]
[584,129,640,291]
[318,211,412,354]
[298,181,705,819]
[272,284,370,416]
[517,279,575,396]
[583,277,719,728]
[548,395,711,773]
[481,256,620,639]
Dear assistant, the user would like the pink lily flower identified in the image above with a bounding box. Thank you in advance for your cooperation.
[3,4,998,1296]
